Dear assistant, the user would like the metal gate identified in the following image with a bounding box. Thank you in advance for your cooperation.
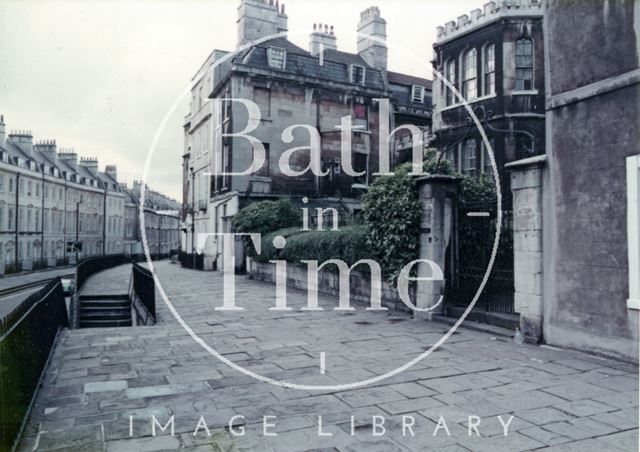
[445,196,515,322]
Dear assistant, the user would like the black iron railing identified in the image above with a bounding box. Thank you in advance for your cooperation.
[446,199,515,315]
[0,278,68,451]
[130,263,156,325]
[178,251,204,270]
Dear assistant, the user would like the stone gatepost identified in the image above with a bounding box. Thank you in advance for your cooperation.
[506,155,546,342]
[414,175,459,320]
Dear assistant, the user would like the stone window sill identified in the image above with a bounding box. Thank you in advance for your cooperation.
[438,93,497,112]
[512,90,539,96]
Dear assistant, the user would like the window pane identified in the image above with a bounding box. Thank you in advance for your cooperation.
[515,38,534,90]
[463,49,477,100]
[462,140,477,177]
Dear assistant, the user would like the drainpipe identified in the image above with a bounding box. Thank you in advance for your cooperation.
[191,167,195,269]
[15,172,19,266]
[41,166,45,264]
[75,196,83,263]
[63,184,68,263]
[157,215,161,258]
[102,188,107,255]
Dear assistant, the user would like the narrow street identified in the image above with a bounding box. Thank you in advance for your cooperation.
[0,267,75,319]
[20,262,639,451]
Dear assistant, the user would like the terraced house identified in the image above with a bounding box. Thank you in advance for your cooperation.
[0,115,181,275]
[182,0,433,270]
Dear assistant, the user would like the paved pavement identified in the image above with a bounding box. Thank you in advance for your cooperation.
[20,261,639,451]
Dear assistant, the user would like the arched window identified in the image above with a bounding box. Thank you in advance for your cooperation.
[462,48,477,101]
[515,38,534,90]
[483,43,495,95]
[445,59,456,105]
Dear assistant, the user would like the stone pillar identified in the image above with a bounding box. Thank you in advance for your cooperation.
[506,155,546,342]
[415,175,459,320]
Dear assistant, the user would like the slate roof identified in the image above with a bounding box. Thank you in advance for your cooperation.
[387,70,432,89]
[231,37,386,92]
[386,71,432,117]
[0,139,118,193]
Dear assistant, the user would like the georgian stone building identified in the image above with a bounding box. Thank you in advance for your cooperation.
[182,0,433,269]
[124,181,181,257]
[0,115,181,274]
[432,0,544,190]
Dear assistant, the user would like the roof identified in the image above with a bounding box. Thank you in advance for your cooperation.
[229,37,386,92]
[387,71,432,90]
[2,141,31,163]
[322,49,370,67]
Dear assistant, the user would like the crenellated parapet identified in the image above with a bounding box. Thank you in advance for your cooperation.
[436,0,543,44]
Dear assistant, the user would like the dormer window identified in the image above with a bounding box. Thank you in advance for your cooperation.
[17,158,26,168]
[0,152,7,163]
[267,47,286,70]
[53,168,59,177]
[29,161,37,171]
[350,65,366,85]
[411,85,425,103]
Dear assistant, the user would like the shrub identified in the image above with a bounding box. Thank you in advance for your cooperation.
[255,225,372,268]
[362,150,498,281]
[233,199,300,256]
[362,151,454,281]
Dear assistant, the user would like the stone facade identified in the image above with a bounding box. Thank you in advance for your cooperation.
[540,0,640,361]
[182,0,433,270]
[506,155,545,341]
[0,115,181,275]
[432,0,545,196]
[125,181,181,257]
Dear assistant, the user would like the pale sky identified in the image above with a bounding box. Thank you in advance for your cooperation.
[0,0,481,200]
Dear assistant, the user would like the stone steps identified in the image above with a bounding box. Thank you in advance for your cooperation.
[78,295,132,328]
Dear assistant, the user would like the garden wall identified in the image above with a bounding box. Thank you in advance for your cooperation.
[247,258,414,313]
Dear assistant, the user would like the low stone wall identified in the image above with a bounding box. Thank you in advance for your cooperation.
[247,259,414,313]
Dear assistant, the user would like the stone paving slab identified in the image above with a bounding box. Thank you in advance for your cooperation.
[18,262,639,451]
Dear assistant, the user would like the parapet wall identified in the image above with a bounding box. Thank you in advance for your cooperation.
[436,0,543,44]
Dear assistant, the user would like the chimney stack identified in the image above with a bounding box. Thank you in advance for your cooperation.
[79,156,99,171]
[58,149,78,168]
[357,6,387,70]
[34,139,58,162]
[309,22,337,57]
[7,130,34,158]
[237,0,288,47]
[0,115,5,148]
[105,164,118,182]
